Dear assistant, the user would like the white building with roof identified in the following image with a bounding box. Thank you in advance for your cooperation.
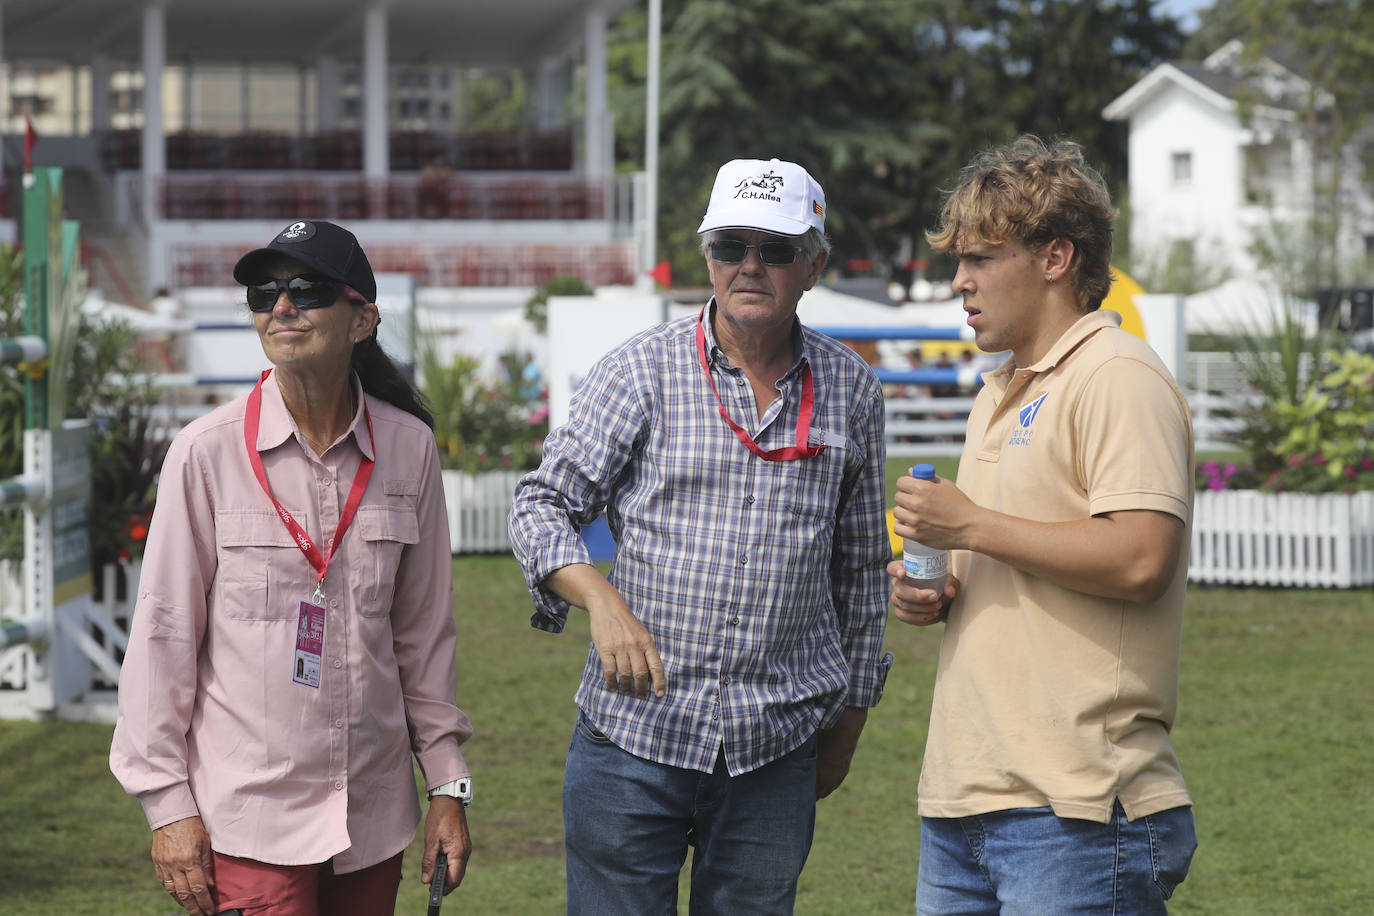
[1103,40,1374,286]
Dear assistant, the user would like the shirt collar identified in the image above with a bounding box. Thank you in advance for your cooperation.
[255,369,374,459]
[985,309,1121,390]
[701,298,809,378]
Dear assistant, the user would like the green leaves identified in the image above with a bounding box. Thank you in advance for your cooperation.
[611,0,1183,281]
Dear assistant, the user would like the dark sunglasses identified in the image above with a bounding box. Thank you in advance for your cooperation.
[708,239,804,266]
[246,275,364,312]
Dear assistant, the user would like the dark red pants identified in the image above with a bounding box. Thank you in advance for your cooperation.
[210,850,403,916]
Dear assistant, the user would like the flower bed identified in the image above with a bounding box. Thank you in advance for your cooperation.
[1190,490,1374,588]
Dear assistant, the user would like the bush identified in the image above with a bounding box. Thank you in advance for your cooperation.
[421,347,548,473]
[1203,348,1374,494]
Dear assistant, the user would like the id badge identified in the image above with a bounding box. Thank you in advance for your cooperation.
[292,600,325,688]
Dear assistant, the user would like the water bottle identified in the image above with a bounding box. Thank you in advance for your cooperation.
[902,464,948,591]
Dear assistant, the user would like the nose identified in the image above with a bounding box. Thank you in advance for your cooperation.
[271,289,299,316]
[952,262,974,295]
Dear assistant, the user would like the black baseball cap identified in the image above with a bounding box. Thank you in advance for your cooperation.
[233,219,377,302]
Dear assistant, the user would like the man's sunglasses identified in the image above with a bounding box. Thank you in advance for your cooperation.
[246,276,366,312]
[707,240,804,266]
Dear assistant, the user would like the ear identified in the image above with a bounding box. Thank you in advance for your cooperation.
[1043,238,1074,283]
[802,249,829,291]
[353,302,380,339]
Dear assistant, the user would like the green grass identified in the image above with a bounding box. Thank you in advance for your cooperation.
[1,560,1371,913]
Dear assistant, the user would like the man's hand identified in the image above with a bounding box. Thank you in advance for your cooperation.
[891,469,978,552]
[548,563,667,698]
[152,816,215,915]
[421,797,471,894]
[587,590,667,698]
[889,562,961,627]
[816,707,868,799]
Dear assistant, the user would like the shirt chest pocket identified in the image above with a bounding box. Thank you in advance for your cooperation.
[354,505,421,617]
[215,510,305,620]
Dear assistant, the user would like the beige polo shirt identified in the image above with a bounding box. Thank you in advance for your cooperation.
[918,310,1194,824]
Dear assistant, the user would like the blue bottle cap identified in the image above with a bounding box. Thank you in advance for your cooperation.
[911,463,937,480]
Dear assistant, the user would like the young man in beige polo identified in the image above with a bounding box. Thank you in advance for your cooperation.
[888,136,1197,914]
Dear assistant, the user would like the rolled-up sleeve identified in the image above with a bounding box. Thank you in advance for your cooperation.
[109,433,217,830]
[829,383,893,707]
[508,350,646,633]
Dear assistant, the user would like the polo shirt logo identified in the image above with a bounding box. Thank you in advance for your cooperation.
[1010,392,1048,447]
[1018,393,1048,428]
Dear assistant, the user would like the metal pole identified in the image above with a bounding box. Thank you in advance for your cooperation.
[642,0,661,290]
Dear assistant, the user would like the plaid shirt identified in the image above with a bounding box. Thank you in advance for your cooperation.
[509,305,892,776]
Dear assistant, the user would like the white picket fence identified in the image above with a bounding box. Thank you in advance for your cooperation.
[441,469,525,553]
[1191,490,1374,588]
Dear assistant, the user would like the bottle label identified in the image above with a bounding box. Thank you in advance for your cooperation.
[903,551,947,580]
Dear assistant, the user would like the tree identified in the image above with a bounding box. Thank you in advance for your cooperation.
[608,0,1184,285]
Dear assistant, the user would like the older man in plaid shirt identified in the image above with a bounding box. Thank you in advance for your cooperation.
[510,157,892,915]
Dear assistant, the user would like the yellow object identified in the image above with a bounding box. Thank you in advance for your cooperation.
[1104,267,1146,341]
[886,509,902,556]
[15,359,48,381]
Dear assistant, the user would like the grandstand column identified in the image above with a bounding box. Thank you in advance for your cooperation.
[0,3,6,175]
[318,55,340,131]
[583,4,609,177]
[91,55,112,131]
[141,3,167,231]
[363,5,389,178]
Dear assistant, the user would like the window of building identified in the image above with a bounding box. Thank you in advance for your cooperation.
[1171,151,1192,184]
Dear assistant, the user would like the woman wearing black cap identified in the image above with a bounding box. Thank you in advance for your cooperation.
[112,220,474,915]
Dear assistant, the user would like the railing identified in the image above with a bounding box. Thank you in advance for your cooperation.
[167,239,637,289]
[100,127,576,173]
[152,172,615,222]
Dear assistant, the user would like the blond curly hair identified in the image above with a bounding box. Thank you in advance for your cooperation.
[927,135,1116,311]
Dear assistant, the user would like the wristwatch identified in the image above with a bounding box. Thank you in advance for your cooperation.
[427,776,473,807]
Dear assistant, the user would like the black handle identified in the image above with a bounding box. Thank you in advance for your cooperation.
[427,850,447,914]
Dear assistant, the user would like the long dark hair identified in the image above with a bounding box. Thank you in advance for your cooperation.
[352,331,434,429]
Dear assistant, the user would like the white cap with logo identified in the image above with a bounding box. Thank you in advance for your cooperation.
[697,158,826,237]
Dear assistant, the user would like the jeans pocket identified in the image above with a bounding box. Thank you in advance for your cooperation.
[576,709,614,745]
[1147,806,1198,899]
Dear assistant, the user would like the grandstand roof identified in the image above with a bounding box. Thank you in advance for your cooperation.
[2,0,634,67]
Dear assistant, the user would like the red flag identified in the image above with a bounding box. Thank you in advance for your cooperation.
[648,260,672,288]
[24,116,37,173]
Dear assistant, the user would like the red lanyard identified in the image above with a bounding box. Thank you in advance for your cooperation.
[244,369,375,597]
[695,307,826,461]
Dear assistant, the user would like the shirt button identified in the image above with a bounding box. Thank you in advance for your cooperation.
[334,780,344,791]
[334,719,344,728]
[712,712,719,720]
[745,494,755,505]
[730,616,740,625]
[321,477,332,486]
[329,599,338,608]
[721,676,731,686]
[739,555,748,566]
[734,377,745,386]
[332,659,342,668]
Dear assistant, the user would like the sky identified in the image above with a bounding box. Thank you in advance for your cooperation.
[1156,0,1214,32]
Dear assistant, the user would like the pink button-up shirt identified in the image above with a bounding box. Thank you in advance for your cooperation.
[111,371,472,872]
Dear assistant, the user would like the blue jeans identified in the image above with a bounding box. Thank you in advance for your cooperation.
[563,710,818,916]
[916,803,1196,915]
